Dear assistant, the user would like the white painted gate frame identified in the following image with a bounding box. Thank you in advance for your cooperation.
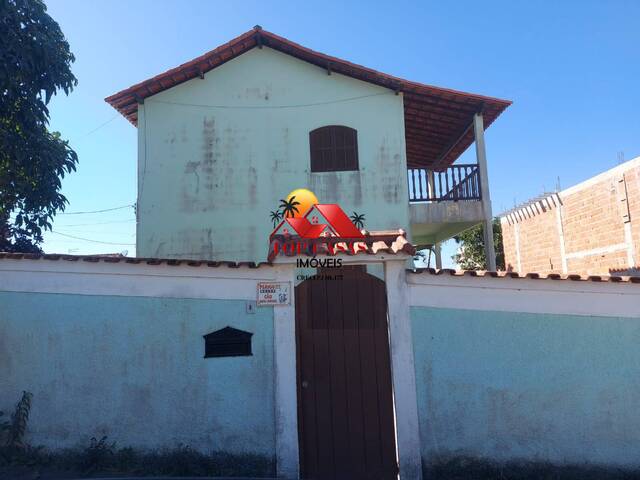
[273,254,422,480]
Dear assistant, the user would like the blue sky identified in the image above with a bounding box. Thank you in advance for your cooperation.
[42,0,640,265]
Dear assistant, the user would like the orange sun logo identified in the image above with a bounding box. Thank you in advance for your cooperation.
[280,188,318,218]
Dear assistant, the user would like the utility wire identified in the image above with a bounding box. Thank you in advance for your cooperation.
[55,228,135,236]
[73,114,120,141]
[55,219,136,227]
[148,91,393,110]
[50,230,135,246]
[59,204,134,215]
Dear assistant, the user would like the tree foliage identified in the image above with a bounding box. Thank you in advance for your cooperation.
[0,0,78,252]
[452,218,505,270]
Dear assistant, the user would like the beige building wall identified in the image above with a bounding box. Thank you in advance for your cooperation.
[500,156,640,276]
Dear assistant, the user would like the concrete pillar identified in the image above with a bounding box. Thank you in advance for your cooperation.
[434,243,442,269]
[473,113,497,271]
[273,264,299,479]
[384,260,422,480]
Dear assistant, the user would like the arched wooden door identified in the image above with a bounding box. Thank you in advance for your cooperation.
[295,268,398,479]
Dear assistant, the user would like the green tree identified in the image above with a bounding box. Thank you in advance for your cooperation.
[1,0,78,253]
[452,218,505,270]
[278,196,300,218]
[413,247,435,268]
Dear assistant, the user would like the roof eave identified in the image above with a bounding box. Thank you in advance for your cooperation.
[104,27,511,169]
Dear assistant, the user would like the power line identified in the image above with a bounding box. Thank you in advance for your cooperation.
[148,91,393,110]
[55,228,135,235]
[73,114,120,141]
[59,204,134,215]
[56,219,136,227]
[50,230,135,246]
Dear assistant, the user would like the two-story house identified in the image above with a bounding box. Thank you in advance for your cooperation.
[8,34,640,480]
[106,27,510,267]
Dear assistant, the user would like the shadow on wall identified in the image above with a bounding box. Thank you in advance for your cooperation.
[0,391,275,479]
[0,442,275,479]
[423,455,640,480]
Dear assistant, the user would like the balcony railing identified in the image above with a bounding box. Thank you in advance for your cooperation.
[408,164,481,202]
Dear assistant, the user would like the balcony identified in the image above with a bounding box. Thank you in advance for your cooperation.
[408,164,485,246]
[408,164,481,202]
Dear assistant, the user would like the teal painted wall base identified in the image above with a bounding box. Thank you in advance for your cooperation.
[0,292,275,457]
[411,306,640,468]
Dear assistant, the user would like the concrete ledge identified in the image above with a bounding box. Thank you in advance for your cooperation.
[410,201,483,244]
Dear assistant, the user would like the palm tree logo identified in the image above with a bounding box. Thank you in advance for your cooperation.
[270,210,282,228]
[350,212,366,230]
[279,195,301,218]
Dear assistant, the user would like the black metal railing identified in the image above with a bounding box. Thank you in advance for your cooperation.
[408,164,481,202]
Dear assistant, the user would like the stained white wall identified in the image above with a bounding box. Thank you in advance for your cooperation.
[137,47,409,262]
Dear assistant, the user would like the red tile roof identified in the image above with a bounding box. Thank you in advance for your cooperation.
[2,254,638,283]
[0,232,414,268]
[327,230,415,257]
[268,229,415,261]
[105,26,511,170]
[408,268,640,284]
[0,252,270,268]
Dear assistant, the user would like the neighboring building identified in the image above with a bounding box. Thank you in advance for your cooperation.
[501,156,640,276]
[106,26,510,267]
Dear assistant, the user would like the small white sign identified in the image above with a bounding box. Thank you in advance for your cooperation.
[257,282,291,306]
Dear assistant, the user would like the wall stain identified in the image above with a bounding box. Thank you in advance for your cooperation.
[348,172,363,206]
[184,161,201,197]
[248,166,258,206]
[0,324,11,373]
[125,384,154,420]
[202,117,216,178]
[376,139,401,203]
[222,127,238,205]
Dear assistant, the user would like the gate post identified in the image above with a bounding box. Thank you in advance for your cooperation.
[273,264,299,479]
[384,260,423,480]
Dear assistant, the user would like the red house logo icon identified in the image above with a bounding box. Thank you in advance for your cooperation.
[269,204,365,260]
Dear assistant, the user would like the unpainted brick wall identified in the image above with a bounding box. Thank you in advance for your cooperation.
[501,161,640,276]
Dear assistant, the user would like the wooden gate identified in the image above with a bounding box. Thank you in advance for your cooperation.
[295,268,398,479]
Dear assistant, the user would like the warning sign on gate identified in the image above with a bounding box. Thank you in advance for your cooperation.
[257,282,291,306]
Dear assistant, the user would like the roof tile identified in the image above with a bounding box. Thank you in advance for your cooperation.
[105,27,510,170]
[408,268,640,284]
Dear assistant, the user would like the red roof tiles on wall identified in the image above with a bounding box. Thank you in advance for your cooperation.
[408,268,640,284]
[0,253,270,269]
[2,254,639,283]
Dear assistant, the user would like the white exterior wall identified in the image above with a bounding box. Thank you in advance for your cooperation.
[137,47,409,262]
